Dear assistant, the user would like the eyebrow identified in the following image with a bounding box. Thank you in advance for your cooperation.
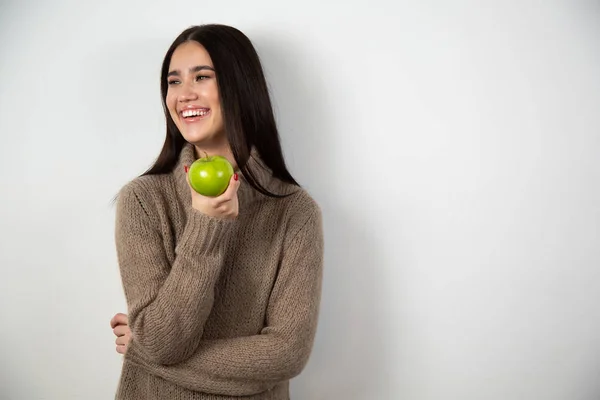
[167,65,215,77]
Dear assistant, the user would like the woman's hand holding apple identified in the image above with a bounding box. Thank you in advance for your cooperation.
[185,166,240,219]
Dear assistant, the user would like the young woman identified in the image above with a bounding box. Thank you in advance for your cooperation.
[109,24,324,399]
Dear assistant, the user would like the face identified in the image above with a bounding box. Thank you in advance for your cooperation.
[166,41,225,147]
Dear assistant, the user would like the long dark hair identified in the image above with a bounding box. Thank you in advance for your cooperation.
[142,24,299,197]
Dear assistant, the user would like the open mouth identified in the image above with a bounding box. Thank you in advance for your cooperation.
[180,108,210,120]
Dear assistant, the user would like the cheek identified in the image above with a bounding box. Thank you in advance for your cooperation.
[211,95,221,117]
[166,93,177,114]
[207,82,220,104]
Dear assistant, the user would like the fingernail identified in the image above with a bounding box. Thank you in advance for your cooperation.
[234,173,238,181]
[184,165,189,173]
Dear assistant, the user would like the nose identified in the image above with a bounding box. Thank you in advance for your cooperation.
[178,83,198,102]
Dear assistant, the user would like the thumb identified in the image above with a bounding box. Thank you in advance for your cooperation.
[216,172,240,203]
[229,172,241,195]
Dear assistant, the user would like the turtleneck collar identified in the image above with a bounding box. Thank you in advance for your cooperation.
[173,143,298,213]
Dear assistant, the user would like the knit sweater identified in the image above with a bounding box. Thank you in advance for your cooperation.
[113,143,324,399]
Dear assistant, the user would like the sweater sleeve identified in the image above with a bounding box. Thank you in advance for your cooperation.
[124,205,324,396]
[115,182,234,365]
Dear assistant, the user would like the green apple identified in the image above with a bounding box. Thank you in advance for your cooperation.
[188,154,234,197]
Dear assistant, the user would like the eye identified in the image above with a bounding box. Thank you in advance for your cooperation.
[167,79,180,86]
[196,75,209,82]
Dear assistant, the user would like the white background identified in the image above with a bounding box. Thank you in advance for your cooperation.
[1,1,599,399]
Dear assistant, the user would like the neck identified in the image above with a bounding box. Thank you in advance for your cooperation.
[193,140,237,170]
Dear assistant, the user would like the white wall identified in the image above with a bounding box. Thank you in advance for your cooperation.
[1,1,599,399]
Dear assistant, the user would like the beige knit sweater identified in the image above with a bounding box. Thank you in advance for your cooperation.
[113,143,323,399]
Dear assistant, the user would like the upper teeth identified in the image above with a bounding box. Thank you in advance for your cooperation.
[182,109,209,117]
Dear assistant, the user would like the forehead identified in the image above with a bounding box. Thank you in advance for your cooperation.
[169,41,213,69]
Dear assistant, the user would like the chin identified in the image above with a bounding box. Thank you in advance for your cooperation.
[182,127,225,144]
[183,135,210,146]
[182,131,218,146]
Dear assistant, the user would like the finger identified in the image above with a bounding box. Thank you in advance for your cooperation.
[113,325,130,337]
[116,335,130,346]
[116,345,127,354]
[110,313,128,329]
[110,312,127,328]
[213,173,240,206]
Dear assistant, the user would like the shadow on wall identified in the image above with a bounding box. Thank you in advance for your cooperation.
[252,31,390,399]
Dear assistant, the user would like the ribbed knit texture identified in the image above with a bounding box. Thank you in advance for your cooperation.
[113,143,324,399]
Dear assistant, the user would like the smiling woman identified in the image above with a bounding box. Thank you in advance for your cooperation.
[110,24,324,400]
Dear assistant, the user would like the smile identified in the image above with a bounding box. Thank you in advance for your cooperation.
[179,108,211,123]
[181,108,210,118]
